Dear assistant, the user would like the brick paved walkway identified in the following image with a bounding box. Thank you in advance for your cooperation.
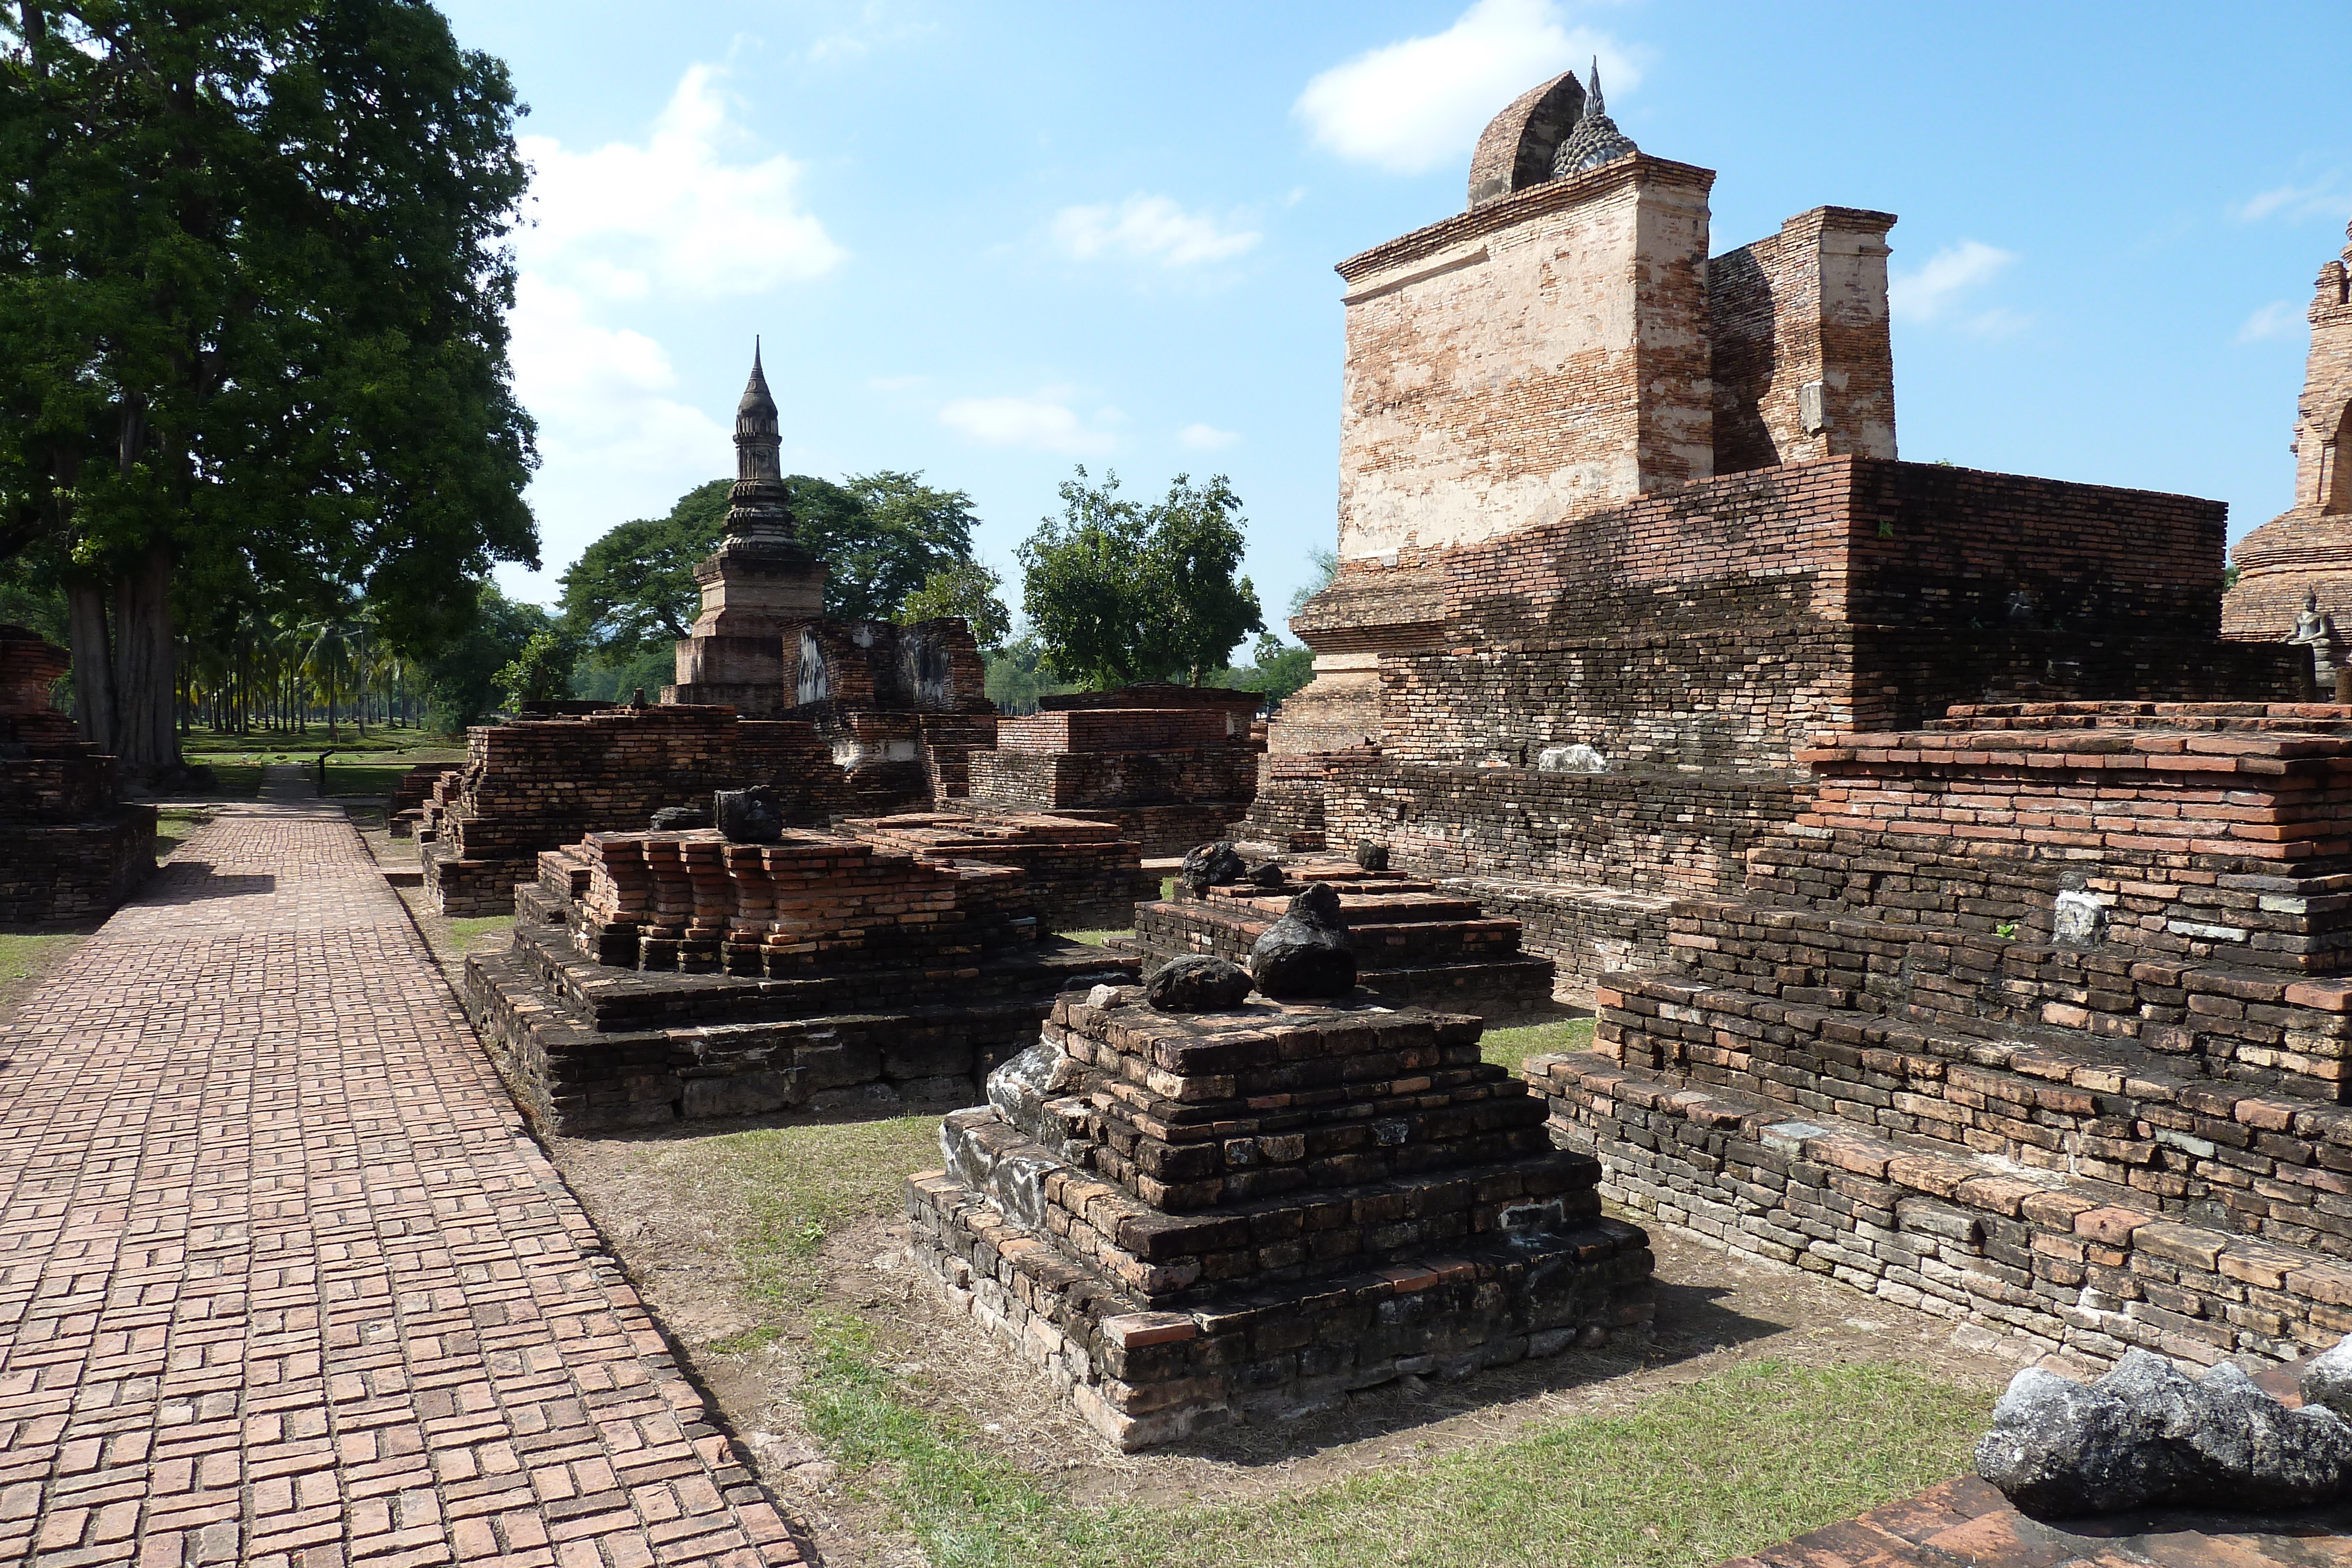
[0,777,810,1567]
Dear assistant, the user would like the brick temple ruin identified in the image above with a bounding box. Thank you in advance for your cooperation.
[1241,65,2300,997]
[0,626,153,922]
[2227,218,2352,640]
[907,68,2352,1439]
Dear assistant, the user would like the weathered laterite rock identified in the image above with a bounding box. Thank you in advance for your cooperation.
[1975,1348,2352,1517]
[1354,840,1390,871]
[714,786,784,844]
[1249,882,1357,999]
[1145,955,1252,1012]
[1180,840,1245,894]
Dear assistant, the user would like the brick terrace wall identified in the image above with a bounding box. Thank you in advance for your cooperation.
[1535,1054,2352,1368]
[994,709,1231,753]
[967,747,1259,813]
[423,706,852,915]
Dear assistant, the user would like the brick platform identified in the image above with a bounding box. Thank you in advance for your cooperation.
[908,984,1654,1450]
[0,625,154,922]
[843,811,1158,932]
[0,772,807,1566]
[465,829,1136,1132]
[1130,858,1561,1018]
[1534,702,2352,1370]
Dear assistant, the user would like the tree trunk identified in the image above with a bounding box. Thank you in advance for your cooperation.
[111,540,180,777]
[65,579,118,751]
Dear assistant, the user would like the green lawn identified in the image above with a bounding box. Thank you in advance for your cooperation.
[627,1115,1991,1568]
[1481,1015,1596,1074]
[180,727,456,756]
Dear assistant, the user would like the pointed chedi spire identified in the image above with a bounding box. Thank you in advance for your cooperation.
[722,338,796,543]
[1549,57,1638,178]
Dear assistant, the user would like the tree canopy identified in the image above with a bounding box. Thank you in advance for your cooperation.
[0,0,540,771]
[1016,467,1264,687]
[559,472,984,653]
[898,560,1010,653]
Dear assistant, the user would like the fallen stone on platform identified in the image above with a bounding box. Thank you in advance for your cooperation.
[1181,840,1245,893]
[1145,955,1252,1012]
[1249,882,1357,999]
[1975,1349,2352,1517]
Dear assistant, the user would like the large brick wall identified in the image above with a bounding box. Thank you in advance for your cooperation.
[0,627,152,922]
[1336,154,1718,557]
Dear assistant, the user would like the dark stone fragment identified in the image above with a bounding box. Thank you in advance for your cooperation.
[714,787,784,844]
[651,805,713,831]
[1181,840,1245,893]
[1147,955,1254,1012]
[1249,882,1357,999]
[1975,1349,2352,1517]
[1245,861,1287,890]
[1354,840,1389,872]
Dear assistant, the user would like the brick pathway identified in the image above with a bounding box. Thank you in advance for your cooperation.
[0,775,810,1567]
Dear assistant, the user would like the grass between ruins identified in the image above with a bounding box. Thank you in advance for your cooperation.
[564,1093,1998,1568]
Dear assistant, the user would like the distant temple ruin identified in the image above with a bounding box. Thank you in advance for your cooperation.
[2225,218,2352,639]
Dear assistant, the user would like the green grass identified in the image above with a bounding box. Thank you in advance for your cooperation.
[180,727,456,756]
[674,1118,1991,1568]
[796,1332,1989,1568]
[0,932,83,987]
[443,916,513,955]
[1063,929,1125,948]
[1480,1015,1596,1074]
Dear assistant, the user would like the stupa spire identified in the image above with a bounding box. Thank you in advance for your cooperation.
[722,339,794,541]
[1549,58,1638,178]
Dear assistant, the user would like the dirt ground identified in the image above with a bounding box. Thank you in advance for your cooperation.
[550,1111,2034,1568]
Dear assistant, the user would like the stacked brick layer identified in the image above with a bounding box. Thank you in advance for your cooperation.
[908,987,1653,1449]
[1130,859,1559,1018]
[844,811,1158,932]
[419,706,850,915]
[1534,702,2352,1367]
[463,841,1133,1134]
[564,828,1034,977]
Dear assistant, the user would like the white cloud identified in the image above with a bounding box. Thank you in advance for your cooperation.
[1051,195,1261,268]
[2233,180,2349,225]
[2237,299,2300,343]
[517,63,846,300]
[1294,0,1639,176]
[1177,423,1240,450]
[940,392,1120,455]
[1889,239,2018,325]
[504,275,731,582]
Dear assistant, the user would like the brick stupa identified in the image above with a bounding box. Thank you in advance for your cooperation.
[2227,218,2352,641]
[0,626,154,922]
[908,980,1653,1449]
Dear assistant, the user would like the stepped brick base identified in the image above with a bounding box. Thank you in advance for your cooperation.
[460,834,1134,1132]
[1130,858,1559,1020]
[908,985,1653,1449]
[0,813,155,923]
[1541,702,2352,1373]
[1533,1051,2352,1367]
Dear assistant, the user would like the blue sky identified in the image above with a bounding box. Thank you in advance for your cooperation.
[436,0,2352,636]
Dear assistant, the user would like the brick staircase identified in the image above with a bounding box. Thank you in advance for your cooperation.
[1529,704,2352,1366]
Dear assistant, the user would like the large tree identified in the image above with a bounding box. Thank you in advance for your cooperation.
[0,1,539,775]
[1018,467,1264,687]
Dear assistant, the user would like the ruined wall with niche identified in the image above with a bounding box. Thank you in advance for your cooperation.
[1709,207,1898,474]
